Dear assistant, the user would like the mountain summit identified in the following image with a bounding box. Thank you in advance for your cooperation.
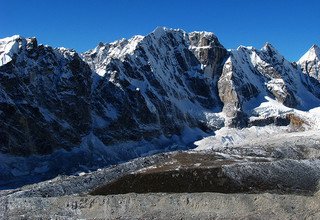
[298,44,320,80]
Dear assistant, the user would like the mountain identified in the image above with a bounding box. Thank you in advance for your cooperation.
[82,28,227,146]
[0,27,320,186]
[0,28,229,157]
[298,44,320,80]
[219,43,320,127]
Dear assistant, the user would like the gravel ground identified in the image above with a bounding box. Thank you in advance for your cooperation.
[1,192,320,219]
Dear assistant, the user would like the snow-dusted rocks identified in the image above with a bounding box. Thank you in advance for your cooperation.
[0,35,23,67]
[189,31,227,77]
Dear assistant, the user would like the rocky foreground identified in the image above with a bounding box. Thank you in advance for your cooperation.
[2,192,320,219]
[1,128,320,219]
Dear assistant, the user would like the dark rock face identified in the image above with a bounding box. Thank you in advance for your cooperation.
[0,36,92,155]
[90,167,248,195]
[189,32,227,78]
[248,116,290,127]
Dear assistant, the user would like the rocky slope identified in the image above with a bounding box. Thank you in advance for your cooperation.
[0,27,320,188]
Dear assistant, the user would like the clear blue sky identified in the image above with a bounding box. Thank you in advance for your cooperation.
[1,0,319,61]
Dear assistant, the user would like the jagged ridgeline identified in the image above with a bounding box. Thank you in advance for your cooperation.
[0,27,320,156]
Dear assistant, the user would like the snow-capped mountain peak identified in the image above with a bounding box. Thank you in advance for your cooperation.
[261,42,284,61]
[82,35,145,77]
[0,35,26,66]
[262,42,276,51]
[298,44,320,80]
[299,44,320,63]
[151,26,186,38]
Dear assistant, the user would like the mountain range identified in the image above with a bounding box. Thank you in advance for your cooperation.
[0,27,320,186]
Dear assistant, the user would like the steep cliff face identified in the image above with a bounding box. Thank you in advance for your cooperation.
[0,35,92,155]
[188,31,227,78]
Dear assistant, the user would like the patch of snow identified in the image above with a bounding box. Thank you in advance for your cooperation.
[250,96,293,118]
[56,47,76,59]
[0,35,21,66]
[96,68,107,77]
[266,79,286,97]
[194,125,287,151]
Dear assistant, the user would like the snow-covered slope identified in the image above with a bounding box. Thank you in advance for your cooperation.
[0,35,22,66]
